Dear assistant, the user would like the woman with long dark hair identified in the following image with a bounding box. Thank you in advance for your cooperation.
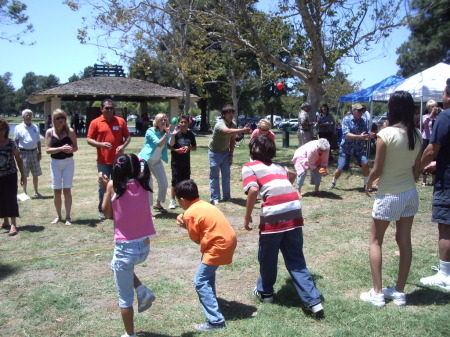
[360,91,422,307]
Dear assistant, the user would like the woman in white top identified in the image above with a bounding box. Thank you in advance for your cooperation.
[360,91,422,307]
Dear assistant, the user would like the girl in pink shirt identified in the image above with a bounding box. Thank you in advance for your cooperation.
[100,153,156,337]
[250,119,275,141]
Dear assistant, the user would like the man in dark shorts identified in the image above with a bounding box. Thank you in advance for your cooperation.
[168,115,197,209]
[420,79,450,291]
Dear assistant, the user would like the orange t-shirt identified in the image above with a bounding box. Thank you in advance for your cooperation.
[87,115,130,164]
[183,199,237,266]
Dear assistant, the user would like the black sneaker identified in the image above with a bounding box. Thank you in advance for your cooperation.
[253,287,274,303]
[303,302,325,319]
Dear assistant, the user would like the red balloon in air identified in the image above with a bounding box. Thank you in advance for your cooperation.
[276,82,284,90]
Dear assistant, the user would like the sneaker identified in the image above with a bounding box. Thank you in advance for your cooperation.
[137,286,156,313]
[303,302,325,318]
[169,199,177,209]
[98,212,106,220]
[194,322,226,331]
[382,286,406,306]
[420,271,450,291]
[253,287,274,303]
[360,288,386,307]
[327,182,335,190]
[210,200,219,206]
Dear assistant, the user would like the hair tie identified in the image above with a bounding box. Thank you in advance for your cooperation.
[139,158,144,163]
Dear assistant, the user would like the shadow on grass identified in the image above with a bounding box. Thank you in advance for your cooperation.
[15,224,45,233]
[137,332,184,337]
[70,219,99,227]
[223,197,247,207]
[302,191,343,200]
[0,263,20,281]
[218,297,257,321]
[276,276,325,308]
[407,285,450,306]
[32,195,53,200]
[154,212,179,220]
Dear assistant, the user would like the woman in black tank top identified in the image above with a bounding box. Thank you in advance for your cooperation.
[45,109,78,226]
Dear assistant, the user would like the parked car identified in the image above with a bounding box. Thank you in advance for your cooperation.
[373,112,388,131]
[266,115,283,128]
[280,118,299,131]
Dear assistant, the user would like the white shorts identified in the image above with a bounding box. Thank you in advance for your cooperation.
[372,188,419,221]
[50,157,75,189]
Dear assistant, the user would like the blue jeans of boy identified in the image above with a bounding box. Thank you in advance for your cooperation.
[208,150,231,203]
[194,263,225,325]
[257,227,321,307]
[97,163,113,212]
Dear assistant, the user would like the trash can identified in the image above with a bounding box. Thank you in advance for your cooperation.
[39,123,45,136]
[282,125,291,148]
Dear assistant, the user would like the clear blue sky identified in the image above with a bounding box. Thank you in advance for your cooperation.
[1,1,409,92]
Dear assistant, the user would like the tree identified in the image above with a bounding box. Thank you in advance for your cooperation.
[396,0,450,77]
[15,72,60,112]
[180,0,407,120]
[0,0,34,44]
[0,72,16,116]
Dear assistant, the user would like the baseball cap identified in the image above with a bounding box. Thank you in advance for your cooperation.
[352,103,364,110]
[301,102,310,108]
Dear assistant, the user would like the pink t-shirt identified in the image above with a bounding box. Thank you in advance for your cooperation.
[251,129,275,141]
[292,140,329,175]
[111,180,156,241]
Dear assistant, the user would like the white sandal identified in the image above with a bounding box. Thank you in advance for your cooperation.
[51,217,61,224]
[65,218,72,226]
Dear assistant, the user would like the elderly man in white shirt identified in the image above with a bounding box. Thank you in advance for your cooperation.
[14,109,42,197]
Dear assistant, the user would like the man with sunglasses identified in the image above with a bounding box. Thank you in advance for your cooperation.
[87,99,131,219]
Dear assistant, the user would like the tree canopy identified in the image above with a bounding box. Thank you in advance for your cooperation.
[396,0,450,77]
[0,0,34,44]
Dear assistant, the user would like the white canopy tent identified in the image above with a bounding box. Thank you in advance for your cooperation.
[372,62,450,103]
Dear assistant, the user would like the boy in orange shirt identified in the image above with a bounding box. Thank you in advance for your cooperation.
[175,179,237,332]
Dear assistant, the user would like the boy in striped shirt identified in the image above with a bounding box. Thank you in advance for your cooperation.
[242,135,323,316]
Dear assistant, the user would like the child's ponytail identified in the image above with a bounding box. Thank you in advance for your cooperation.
[138,158,153,193]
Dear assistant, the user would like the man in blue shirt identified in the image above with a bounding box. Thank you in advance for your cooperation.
[420,79,450,291]
[328,103,375,191]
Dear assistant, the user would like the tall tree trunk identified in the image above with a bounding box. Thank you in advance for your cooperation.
[183,77,191,115]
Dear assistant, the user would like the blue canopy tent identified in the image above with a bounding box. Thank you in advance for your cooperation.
[339,75,404,103]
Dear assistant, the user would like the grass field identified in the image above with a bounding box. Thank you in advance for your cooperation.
[0,131,449,337]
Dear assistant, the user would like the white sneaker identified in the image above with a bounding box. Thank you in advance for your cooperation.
[169,199,177,209]
[382,286,406,306]
[137,286,156,313]
[360,288,385,307]
[420,271,450,291]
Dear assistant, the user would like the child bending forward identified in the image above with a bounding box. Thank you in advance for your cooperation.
[175,179,237,332]
[242,135,324,316]
[100,153,157,337]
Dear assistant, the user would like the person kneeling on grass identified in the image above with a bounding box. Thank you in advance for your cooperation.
[242,135,324,317]
[175,179,237,332]
[99,154,156,337]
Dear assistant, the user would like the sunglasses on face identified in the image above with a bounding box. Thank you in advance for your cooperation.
[55,116,66,121]
[260,128,270,132]
[104,106,115,110]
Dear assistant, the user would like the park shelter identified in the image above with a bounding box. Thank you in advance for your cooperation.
[27,76,198,127]
[371,62,450,103]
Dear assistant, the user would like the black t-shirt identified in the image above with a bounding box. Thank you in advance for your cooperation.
[430,108,450,188]
[170,130,197,166]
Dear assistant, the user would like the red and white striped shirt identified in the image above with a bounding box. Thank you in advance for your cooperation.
[242,160,303,234]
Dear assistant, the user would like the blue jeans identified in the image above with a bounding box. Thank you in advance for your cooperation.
[194,263,225,325]
[208,150,231,202]
[97,163,113,212]
[296,170,322,189]
[257,228,321,307]
[110,239,150,308]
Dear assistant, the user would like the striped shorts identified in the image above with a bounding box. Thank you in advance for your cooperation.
[372,188,419,221]
[21,149,42,177]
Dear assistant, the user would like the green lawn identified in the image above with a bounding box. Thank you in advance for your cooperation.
[0,132,449,336]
